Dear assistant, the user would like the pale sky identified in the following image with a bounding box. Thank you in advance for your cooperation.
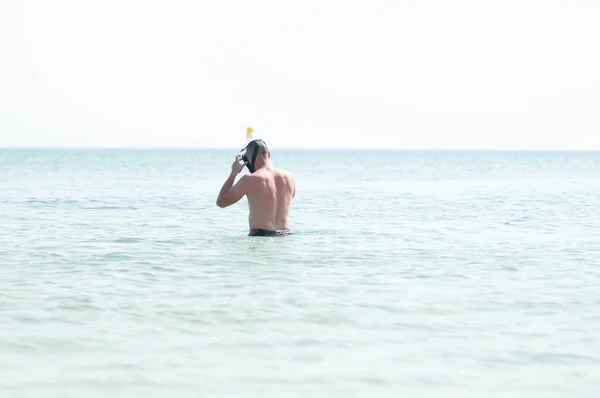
[1,0,599,150]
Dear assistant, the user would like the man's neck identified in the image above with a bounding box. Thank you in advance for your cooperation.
[256,159,273,170]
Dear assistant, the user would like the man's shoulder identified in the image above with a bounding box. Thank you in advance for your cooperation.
[285,170,295,182]
[250,166,294,182]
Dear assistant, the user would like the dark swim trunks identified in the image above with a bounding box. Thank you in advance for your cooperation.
[249,228,291,237]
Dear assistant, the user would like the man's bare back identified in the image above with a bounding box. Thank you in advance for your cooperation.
[216,139,296,236]
[245,165,295,231]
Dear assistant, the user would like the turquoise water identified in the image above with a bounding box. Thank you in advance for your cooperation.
[1,149,600,397]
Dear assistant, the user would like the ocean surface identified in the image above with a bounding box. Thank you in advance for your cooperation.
[1,148,600,398]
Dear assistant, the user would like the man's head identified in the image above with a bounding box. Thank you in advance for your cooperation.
[241,139,270,173]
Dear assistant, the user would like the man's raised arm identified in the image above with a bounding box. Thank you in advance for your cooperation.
[216,155,248,208]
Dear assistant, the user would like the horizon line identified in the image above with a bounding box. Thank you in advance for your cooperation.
[1,146,600,152]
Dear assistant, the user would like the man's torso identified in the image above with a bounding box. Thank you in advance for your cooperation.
[246,166,295,231]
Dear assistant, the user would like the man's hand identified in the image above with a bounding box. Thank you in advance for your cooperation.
[231,155,247,175]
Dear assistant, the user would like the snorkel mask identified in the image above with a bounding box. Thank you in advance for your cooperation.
[240,139,265,173]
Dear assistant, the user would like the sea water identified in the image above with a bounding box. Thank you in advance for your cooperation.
[1,149,599,397]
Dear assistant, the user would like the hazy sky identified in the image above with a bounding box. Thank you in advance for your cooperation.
[1,0,599,149]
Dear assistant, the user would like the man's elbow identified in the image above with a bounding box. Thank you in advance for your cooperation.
[216,197,232,208]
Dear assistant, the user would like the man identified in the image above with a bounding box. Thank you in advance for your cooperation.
[216,139,296,236]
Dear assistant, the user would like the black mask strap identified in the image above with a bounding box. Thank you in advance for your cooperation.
[251,142,260,171]
[244,139,263,173]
